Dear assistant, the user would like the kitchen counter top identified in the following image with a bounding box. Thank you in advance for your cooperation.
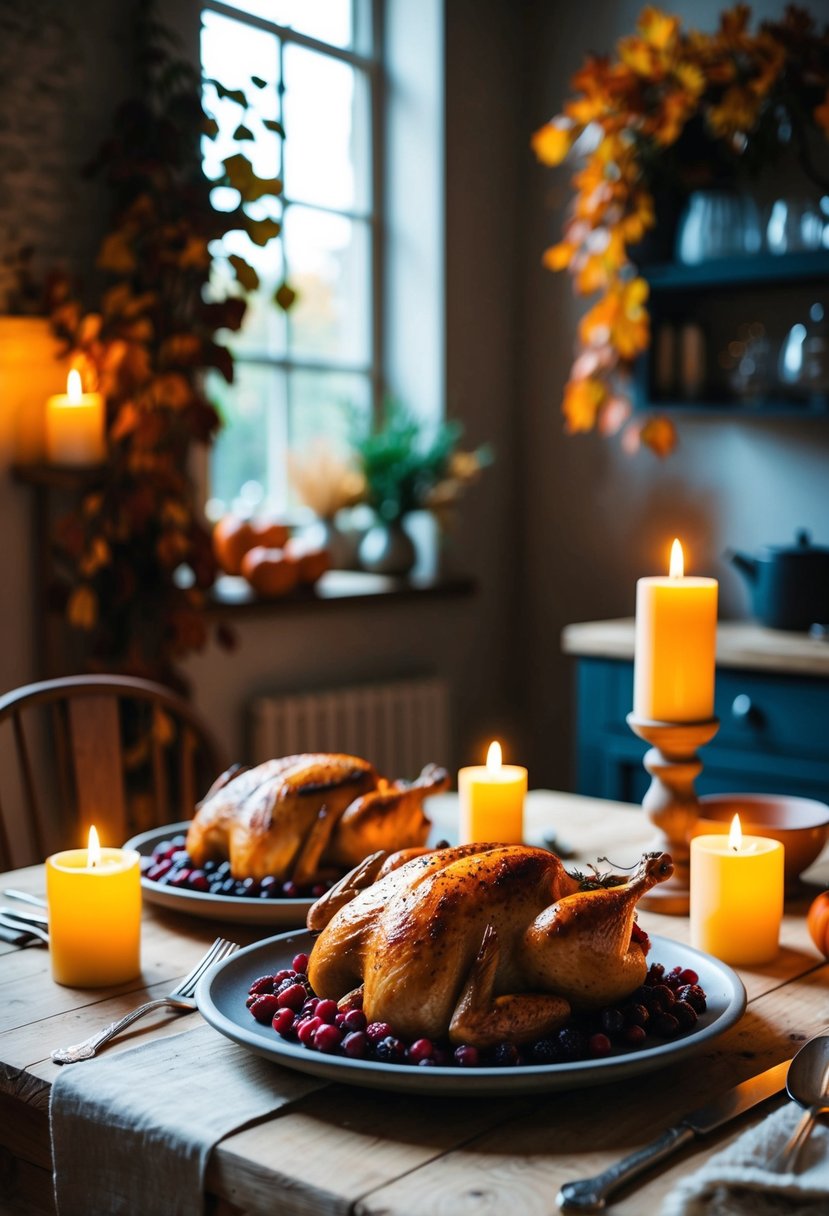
[562,618,829,678]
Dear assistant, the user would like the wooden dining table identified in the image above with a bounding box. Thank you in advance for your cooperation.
[2,789,828,1216]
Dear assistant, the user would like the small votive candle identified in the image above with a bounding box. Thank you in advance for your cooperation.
[458,741,527,844]
[45,368,106,466]
[46,826,142,987]
[690,814,784,965]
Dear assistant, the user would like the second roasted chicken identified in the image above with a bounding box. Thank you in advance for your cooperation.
[186,753,449,882]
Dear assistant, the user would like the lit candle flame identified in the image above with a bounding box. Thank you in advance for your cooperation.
[728,813,742,853]
[87,824,101,869]
[486,740,502,772]
[67,368,83,403]
[669,538,684,579]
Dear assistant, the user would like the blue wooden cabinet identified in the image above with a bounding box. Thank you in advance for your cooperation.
[575,657,829,805]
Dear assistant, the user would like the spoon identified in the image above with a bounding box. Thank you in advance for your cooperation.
[770,1032,829,1173]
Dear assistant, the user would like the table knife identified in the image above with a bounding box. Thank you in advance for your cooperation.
[557,1057,790,1212]
[0,911,49,944]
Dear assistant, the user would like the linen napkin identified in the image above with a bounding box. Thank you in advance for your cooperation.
[50,1022,325,1216]
[661,1102,829,1216]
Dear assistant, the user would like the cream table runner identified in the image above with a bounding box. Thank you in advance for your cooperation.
[50,1022,325,1216]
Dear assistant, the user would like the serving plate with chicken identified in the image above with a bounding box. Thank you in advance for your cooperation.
[125,753,449,924]
[196,844,746,1093]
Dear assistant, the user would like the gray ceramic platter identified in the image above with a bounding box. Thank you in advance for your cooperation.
[195,929,746,1095]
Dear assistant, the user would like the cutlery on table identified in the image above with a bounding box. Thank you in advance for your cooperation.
[0,905,48,925]
[2,889,47,908]
[51,936,239,1064]
[0,911,49,944]
[557,1058,790,1212]
[769,1033,829,1173]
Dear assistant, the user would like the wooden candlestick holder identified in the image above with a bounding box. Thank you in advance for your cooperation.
[626,713,720,915]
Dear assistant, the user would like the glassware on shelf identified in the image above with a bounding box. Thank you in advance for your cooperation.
[765,199,825,254]
[719,322,775,402]
[675,191,762,264]
[778,304,829,399]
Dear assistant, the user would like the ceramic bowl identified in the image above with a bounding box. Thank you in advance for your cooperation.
[695,793,829,887]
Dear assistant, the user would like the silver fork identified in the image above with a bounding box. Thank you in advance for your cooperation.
[51,937,239,1064]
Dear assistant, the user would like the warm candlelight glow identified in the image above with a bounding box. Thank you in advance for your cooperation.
[669,538,684,579]
[486,741,502,772]
[67,368,83,403]
[728,813,742,852]
[87,825,101,869]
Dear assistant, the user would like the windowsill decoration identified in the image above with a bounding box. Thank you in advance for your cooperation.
[532,4,829,456]
[351,400,491,577]
[45,8,292,686]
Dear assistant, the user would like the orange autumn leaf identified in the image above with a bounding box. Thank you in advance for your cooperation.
[562,376,607,433]
[67,585,98,630]
[531,119,576,166]
[640,414,677,457]
[638,7,680,51]
[579,278,649,360]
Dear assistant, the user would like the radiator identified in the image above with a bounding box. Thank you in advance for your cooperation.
[249,676,450,779]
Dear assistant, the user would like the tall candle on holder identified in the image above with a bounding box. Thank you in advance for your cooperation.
[46,826,141,987]
[633,539,718,722]
[45,369,106,466]
[458,741,527,844]
[690,814,784,965]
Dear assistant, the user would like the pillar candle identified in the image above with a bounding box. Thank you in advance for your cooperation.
[633,539,718,722]
[45,369,106,465]
[690,816,784,965]
[46,827,141,987]
[458,741,527,844]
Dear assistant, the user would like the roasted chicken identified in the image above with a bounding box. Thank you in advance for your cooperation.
[186,754,449,881]
[307,843,673,1047]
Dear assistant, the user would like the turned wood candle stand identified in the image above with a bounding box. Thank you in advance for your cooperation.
[626,713,720,915]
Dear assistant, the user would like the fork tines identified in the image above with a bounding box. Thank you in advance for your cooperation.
[176,937,239,999]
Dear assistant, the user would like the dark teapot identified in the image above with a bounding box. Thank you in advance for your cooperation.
[727,530,829,631]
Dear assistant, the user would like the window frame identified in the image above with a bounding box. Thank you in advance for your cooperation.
[201,0,386,511]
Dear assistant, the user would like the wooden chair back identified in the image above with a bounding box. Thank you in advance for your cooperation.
[0,675,226,869]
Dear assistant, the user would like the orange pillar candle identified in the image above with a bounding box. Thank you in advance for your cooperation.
[45,369,106,465]
[690,815,784,965]
[46,827,142,987]
[633,539,718,722]
[458,741,527,844]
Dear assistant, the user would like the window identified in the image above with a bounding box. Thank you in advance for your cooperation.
[200,0,380,519]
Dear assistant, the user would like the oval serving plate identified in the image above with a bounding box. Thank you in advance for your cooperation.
[196,929,746,1096]
[124,822,313,927]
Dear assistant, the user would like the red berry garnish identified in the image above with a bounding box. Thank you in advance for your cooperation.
[454,1045,479,1067]
[673,1000,698,1030]
[678,968,699,986]
[408,1038,434,1064]
[292,952,309,973]
[342,1030,368,1058]
[314,1023,343,1053]
[343,1009,367,1032]
[624,1024,646,1046]
[366,1021,393,1043]
[589,1033,612,1057]
[248,975,275,996]
[297,1016,322,1046]
[277,983,307,1011]
[249,994,280,1024]
[272,1008,296,1036]
[654,1013,680,1038]
[315,999,338,1024]
[676,983,707,1013]
[274,969,294,984]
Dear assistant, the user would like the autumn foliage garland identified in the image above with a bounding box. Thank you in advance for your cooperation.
[533,4,829,456]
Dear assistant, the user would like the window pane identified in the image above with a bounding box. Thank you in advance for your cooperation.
[284,206,370,365]
[208,364,289,514]
[201,11,280,184]
[208,226,287,359]
[214,1,371,52]
[288,368,371,460]
[283,46,370,212]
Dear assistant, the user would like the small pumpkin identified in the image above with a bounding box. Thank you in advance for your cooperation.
[807,890,829,958]
[255,521,290,549]
[240,546,300,598]
[285,538,330,586]
[212,515,256,576]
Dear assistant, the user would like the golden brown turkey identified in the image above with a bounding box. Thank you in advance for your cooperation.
[185,754,449,882]
[306,843,672,1047]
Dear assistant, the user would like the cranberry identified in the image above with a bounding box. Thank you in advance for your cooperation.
[673,1000,698,1030]
[651,984,676,1010]
[453,1045,480,1068]
[272,1008,296,1036]
[282,881,299,898]
[589,1033,612,1057]
[314,1023,343,1054]
[169,869,192,888]
[297,1016,322,1046]
[315,999,338,1024]
[342,1009,367,1032]
[625,1003,650,1028]
[277,983,307,1012]
[646,962,665,983]
[408,1038,434,1064]
[146,859,173,881]
[249,994,281,1024]
[678,968,699,986]
[248,975,275,996]
[676,983,707,1013]
[189,871,210,892]
[274,969,295,984]
[301,997,320,1017]
[623,1024,647,1046]
[311,884,327,898]
[653,1013,680,1038]
[292,952,309,974]
[366,1021,393,1043]
[342,1030,368,1058]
